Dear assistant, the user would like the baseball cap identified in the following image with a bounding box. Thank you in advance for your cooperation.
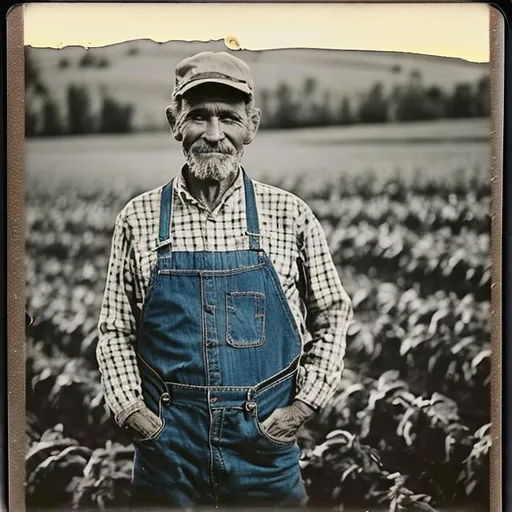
[172,51,254,100]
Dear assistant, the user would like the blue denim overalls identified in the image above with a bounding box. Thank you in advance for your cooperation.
[131,171,307,509]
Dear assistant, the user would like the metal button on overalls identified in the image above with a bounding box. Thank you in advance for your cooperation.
[130,171,307,509]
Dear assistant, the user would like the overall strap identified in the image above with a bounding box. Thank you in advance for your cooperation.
[243,170,260,251]
[158,180,174,245]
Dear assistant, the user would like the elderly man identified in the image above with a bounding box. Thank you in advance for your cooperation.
[97,51,353,509]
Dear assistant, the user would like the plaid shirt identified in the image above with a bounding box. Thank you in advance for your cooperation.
[97,168,353,427]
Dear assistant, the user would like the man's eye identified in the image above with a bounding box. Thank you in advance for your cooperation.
[191,115,204,121]
[221,117,236,124]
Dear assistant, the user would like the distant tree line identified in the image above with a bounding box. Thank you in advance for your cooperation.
[258,70,490,129]
[58,52,110,70]
[25,48,134,137]
[25,46,489,137]
[26,85,135,137]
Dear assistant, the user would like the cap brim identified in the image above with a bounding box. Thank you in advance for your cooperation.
[174,78,252,98]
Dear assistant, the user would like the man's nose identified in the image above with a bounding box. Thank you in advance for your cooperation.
[203,117,224,142]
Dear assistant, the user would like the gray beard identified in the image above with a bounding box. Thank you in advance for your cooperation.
[186,153,240,181]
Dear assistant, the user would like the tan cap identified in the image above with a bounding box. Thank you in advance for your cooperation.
[172,51,254,99]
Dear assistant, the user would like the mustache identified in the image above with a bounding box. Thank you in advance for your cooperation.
[189,142,236,156]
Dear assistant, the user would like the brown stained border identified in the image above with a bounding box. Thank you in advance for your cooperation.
[489,6,504,512]
[7,4,26,512]
[7,3,504,512]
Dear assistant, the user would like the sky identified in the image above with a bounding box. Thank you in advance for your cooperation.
[23,3,492,63]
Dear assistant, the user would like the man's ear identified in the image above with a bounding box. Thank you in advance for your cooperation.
[165,105,183,142]
[244,107,261,145]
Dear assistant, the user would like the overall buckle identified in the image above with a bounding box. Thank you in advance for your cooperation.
[244,401,257,417]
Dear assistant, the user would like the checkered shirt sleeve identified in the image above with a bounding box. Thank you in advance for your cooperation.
[96,173,353,425]
[294,205,354,410]
[96,207,146,426]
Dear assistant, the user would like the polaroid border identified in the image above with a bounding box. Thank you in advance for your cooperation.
[6,3,505,512]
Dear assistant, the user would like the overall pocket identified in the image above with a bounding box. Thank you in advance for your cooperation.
[133,393,168,444]
[226,291,266,348]
[250,402,297,448]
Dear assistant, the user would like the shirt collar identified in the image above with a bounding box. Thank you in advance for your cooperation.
[173,164,245,213]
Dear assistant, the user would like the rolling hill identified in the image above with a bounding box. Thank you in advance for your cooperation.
[27,39,489,131]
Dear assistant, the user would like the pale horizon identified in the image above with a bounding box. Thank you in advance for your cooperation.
[23,3,491,63]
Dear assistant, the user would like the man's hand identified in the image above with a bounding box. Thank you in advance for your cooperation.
[124,406,163,439]
[260,400,315,442]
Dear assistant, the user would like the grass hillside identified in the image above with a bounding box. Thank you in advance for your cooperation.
[28,40,489,131]
[25,119,490,198]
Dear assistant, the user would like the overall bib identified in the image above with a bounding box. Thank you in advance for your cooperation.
[131,171,307,509]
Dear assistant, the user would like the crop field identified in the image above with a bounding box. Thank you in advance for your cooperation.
[24,121,492,511]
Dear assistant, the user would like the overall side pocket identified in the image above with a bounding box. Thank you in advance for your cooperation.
[133,392,168,444]
[251,402,297,448]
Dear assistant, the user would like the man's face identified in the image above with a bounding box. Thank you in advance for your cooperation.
[174,85,259,181]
